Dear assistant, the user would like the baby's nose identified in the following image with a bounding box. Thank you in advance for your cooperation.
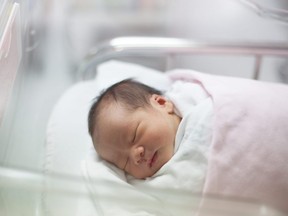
[132,146,146,165]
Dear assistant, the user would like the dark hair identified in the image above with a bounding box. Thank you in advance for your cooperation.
[88,79,162,138]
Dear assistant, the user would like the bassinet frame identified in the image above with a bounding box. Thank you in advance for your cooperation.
[77,36,288,80]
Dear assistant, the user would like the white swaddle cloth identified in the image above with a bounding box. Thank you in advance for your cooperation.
[82,79,214,216]
[126,81,213,215]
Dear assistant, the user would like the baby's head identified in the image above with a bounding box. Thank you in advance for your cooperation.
[88,79,181,179]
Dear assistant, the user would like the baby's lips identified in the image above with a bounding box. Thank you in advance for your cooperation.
[148,151,158,168]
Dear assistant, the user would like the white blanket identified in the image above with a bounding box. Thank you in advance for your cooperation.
[82,80,214,216]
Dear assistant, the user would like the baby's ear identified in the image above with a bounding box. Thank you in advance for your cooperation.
[150,94,174,114]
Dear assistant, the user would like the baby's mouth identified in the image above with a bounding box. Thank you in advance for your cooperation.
[149,151,158,168]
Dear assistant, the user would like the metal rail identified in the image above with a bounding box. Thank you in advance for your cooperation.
[77,37,288,80]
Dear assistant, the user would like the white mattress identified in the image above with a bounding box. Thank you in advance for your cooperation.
[44,61,171,216]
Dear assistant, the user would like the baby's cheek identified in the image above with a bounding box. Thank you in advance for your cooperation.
[155,131,169,147]
[149,124,170,146]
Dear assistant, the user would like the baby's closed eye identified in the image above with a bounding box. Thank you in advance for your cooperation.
[132,123,140,143]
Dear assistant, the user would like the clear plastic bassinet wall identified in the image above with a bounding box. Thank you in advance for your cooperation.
[1,0,288,216]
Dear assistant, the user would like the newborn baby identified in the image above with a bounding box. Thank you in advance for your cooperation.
[88,79,182,179]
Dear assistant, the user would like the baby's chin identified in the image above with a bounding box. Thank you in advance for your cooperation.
[127,170,158,180]
[127,164,164,180]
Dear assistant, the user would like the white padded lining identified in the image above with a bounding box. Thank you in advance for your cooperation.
[44,60,171,216]
[45,60,170,177]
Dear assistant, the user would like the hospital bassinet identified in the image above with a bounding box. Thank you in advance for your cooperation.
[1,37,288,216]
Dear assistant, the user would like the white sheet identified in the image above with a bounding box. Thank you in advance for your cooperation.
[45,60,171,216]
[45,60,171,176]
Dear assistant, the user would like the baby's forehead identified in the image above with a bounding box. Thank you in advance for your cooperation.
[95,114,132,162]
[96,104,134,135]
[99,100,137,119]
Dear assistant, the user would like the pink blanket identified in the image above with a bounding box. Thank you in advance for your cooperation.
[168,70,288,214]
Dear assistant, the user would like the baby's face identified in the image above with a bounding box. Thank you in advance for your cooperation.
[94,95,181,179]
